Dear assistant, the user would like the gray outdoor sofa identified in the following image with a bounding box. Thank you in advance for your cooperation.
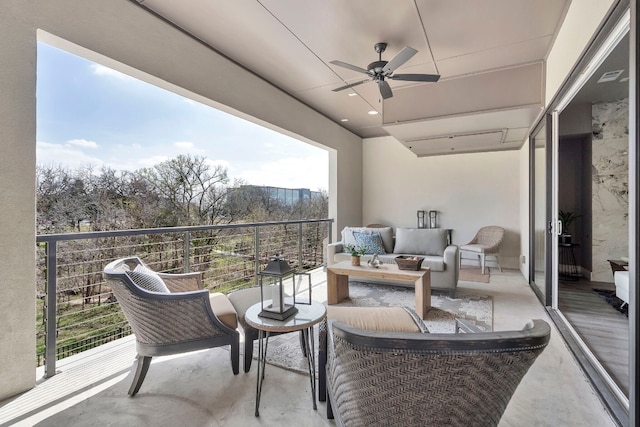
[326,226,459,295]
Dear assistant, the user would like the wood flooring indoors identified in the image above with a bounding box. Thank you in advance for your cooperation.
[558,278,629,396]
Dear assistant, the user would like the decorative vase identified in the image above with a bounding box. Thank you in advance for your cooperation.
[351,256,361,266]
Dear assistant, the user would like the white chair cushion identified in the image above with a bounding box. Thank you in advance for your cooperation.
[126,264,170,293]
[614,271,629,304]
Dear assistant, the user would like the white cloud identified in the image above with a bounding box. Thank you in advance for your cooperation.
[37,141,104,168]
[67,138,99,149]
[174,141,194,149]
[205,158,231,170]
[236,153,328,191]
[138,155,170,168]
[90,64,134,81]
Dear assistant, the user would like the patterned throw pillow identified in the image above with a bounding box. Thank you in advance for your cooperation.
[126,264,170,293]
[353,231,386,255]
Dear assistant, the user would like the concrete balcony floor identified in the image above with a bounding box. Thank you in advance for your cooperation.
[0,268,616,426]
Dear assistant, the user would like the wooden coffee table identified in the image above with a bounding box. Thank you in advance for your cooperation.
[326,261,431,319]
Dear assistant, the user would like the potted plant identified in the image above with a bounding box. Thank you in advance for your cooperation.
[559,210,581,245]
[344,244,366,266]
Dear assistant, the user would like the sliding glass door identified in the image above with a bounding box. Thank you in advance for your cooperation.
[530,117,552,306]
[531,6,632,421]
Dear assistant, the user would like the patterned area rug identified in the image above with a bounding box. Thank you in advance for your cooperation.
[593,288,628,316]
[253,281,493,375]
[459,266,490,283]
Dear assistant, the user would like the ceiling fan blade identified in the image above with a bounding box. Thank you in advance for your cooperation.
[332,79,370,92]
[378,80,393,99]
[382,46,418,74]
[330,60,370,75]
[390,73,440,82]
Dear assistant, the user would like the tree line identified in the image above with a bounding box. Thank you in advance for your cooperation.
[36,153,328,233]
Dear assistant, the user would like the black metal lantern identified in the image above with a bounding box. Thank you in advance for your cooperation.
[417,210,426,228]
[258,255,298,320]
[428,210,438,229]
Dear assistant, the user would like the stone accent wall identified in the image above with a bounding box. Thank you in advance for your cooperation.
[591,98,628,282]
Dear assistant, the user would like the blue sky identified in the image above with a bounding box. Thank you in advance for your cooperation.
[36,42,328,191]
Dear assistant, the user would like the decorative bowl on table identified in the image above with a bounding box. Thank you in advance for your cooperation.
[367,254,383,268]
[394,255,425,271]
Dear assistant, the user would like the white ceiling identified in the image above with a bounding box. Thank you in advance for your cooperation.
[135,0,570,156]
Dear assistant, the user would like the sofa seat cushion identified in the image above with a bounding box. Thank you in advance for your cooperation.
[341,226,394,254]
[327,306,428,333]
[393,228,448,256]
[333,252,445,272]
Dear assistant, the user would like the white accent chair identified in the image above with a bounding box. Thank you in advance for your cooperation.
[614,270,629,307]
[459,226,505,274]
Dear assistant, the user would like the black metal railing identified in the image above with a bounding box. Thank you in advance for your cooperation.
[36,219,333,378]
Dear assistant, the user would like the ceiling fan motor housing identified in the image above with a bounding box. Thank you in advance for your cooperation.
[368,60,388,75]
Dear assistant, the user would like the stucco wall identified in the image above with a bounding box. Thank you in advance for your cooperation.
[545,0,617,106]
[1,0,362,400]
[362,137,521,269]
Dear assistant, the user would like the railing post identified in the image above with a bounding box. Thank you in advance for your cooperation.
[298,223,303,270]
[184,231,191,273]
[254,226,260,286]
[44,241,57,378]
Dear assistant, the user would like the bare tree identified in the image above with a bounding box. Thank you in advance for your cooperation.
[138,154,230,226]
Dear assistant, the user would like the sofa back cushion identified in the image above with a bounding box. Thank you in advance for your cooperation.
[341,226,393,254]
[393,228,448,256]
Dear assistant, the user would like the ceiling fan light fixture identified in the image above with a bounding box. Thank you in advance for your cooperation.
[331,43,440,100]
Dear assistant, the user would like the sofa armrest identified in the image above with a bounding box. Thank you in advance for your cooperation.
[443,245,460,286]
[326,242,344,266]
[443,245,458,267]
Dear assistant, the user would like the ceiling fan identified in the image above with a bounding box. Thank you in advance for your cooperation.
[330,42,440,99]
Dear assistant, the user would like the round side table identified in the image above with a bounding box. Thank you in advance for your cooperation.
[245,301,326,417]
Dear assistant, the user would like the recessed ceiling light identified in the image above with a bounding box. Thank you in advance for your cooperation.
[341,118,349,122]
[368,110,379,115]
[348,93,357,97]
[620,77,629,82]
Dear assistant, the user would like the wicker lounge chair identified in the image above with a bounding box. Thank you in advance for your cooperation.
[103,257,239,396]
[459,225,505,274]
[325,318,550,426]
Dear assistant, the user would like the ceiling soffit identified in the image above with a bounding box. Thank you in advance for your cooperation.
[383,63,543,124]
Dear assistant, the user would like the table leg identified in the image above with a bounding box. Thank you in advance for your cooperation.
[301,326,317,410]
[327,270,349,304]
[414,273,431,320]
[255,330,270,417]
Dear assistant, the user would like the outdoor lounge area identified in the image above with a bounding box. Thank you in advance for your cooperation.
[0,269,615,426]
[1,1,638,426]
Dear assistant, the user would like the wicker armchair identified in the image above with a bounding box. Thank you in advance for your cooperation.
[103,257,239,396]
[459,225,505,274]
[325,319,550,427]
